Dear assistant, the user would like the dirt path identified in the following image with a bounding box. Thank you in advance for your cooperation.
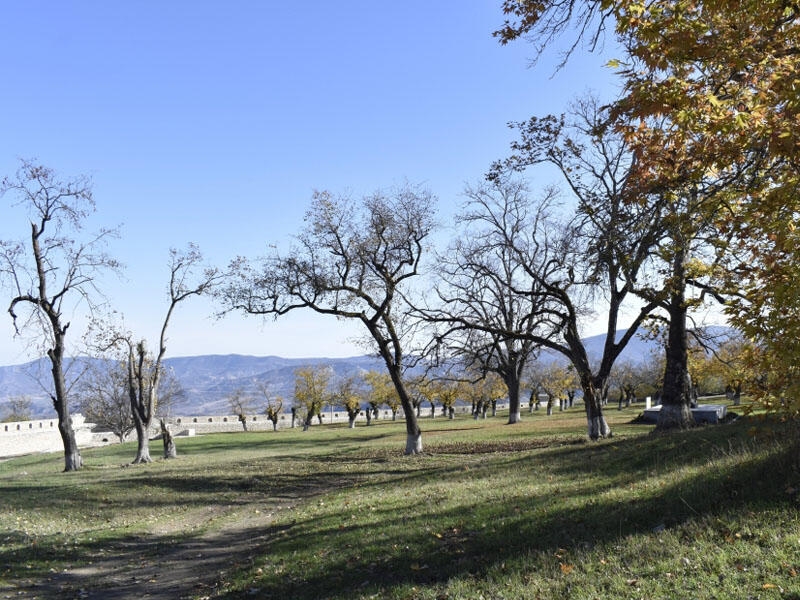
[0,503,292,599]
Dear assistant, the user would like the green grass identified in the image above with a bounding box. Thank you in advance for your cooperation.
[1,402,799,599]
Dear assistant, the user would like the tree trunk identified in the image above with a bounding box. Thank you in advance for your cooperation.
[405,430,423,454]
[505,373,522,424]
[57,411,83,472]
[491,400,497,417]
[584,387,611,440]
[160,419,177,459]
[48,345,83,471]
[131,413,152,464]
[348,416,357,429]
[657,259,696,430]
[239,415,248,432]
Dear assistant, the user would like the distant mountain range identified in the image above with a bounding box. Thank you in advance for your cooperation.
[0,354,388,418]
[0,328,729,419]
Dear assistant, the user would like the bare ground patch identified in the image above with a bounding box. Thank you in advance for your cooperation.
[0,496,297,599]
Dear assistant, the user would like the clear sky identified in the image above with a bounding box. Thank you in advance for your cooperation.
[0,2,618,366]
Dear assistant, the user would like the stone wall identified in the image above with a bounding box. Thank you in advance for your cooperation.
[0,414,94,459]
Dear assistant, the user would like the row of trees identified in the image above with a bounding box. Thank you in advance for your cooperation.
[0,156,761,469]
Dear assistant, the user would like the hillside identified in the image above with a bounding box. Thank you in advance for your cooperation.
[0,354,386,418]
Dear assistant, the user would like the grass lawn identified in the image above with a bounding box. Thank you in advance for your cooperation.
[1,401,799,599]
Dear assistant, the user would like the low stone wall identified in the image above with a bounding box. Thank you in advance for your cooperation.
[167,407,414,434]
[0,414,94,459]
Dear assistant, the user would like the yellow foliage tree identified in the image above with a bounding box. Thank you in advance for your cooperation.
[293,365,331,431]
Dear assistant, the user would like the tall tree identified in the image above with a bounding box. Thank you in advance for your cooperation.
[486,102,667,439]
[495,0,800,413]
[424,179,549,424]
[76,357,184,443]
[0,161,120,471]
[222,185,436,454]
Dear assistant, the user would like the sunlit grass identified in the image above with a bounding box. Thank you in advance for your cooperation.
[1,399,798,599]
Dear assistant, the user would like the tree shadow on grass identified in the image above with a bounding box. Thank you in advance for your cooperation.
[209,420,799,599]
[2,419,797,599]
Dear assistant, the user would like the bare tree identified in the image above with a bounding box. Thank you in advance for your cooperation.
[423,179,555,424]
[484,100,670,439]
[105,244,220,463]
[76,359,133,442]
[0,161,120,471]
[1,395,34,422]
[256,381,283,431]
[226,389,255,431]
[221,185,436,454]
[76,356,185,443]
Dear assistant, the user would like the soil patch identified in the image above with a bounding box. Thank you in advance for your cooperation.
[0,501,292,599]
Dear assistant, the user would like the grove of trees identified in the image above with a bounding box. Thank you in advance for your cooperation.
[2,2,798,465]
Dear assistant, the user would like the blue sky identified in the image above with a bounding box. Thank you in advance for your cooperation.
[0,2,618,365]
